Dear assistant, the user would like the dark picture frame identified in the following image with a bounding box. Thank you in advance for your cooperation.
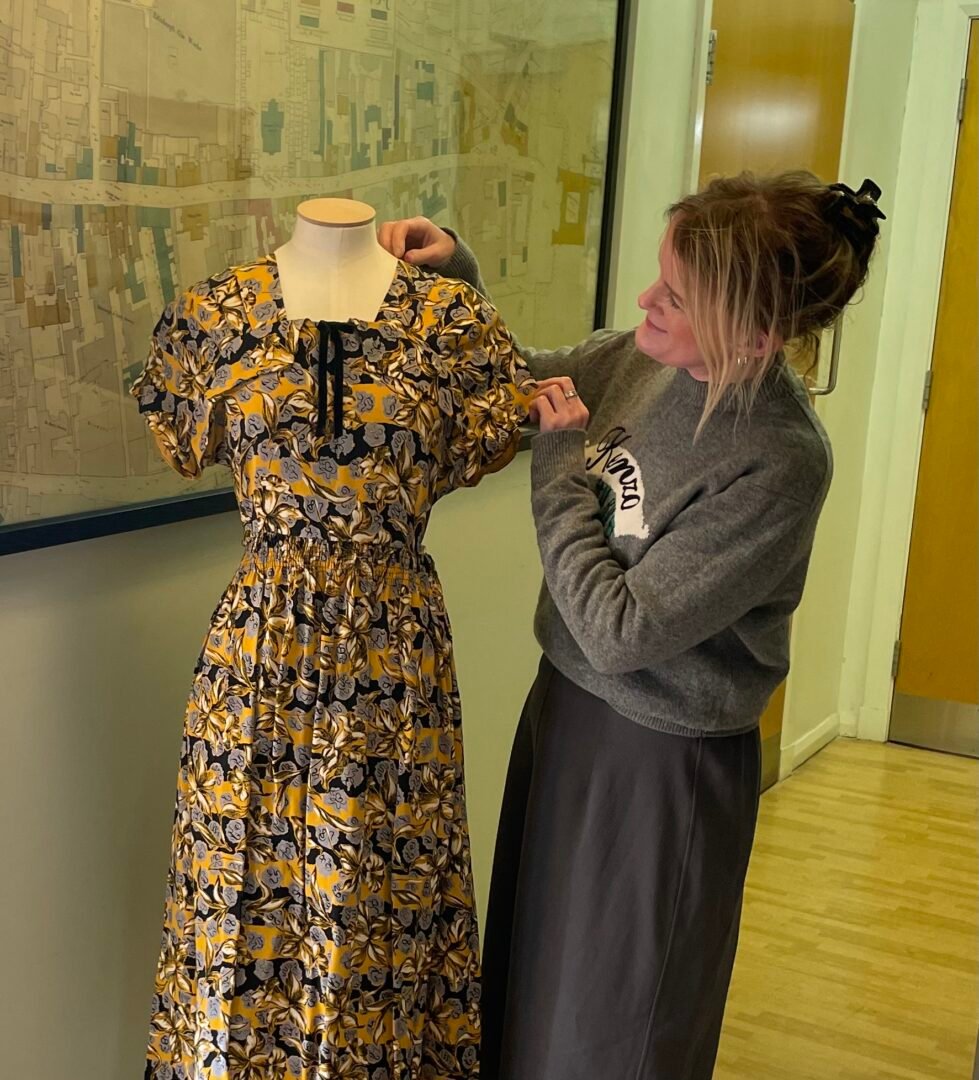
[1,0,631,557]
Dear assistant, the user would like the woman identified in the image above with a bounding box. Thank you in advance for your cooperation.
[380,171,884,1080]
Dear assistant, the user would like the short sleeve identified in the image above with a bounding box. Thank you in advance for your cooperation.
[436,286,535,491]
[130,291,225,479]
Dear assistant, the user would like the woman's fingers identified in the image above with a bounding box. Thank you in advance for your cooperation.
[377,217,454,266]
[532,380,588,433]
[533,376,576,395]
[535,392,558,422]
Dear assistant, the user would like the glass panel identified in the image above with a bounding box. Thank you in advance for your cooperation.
[0,0,622,536]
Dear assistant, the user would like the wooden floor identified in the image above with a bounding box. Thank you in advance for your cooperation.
[716,739,978,1080]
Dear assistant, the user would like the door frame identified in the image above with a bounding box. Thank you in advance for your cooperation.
[846,1,979,743]
[685,0,714,189]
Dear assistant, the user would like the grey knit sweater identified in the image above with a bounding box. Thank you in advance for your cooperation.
[441,240,833,736]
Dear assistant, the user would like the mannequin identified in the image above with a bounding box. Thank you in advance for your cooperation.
[132,190,533,1080]
[274,197,398,323]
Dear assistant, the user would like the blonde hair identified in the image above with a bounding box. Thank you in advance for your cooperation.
[667,171,883,428]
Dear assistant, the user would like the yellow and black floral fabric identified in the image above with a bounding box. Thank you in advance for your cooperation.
[131,256,533,1080]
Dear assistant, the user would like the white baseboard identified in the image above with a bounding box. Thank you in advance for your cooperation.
[857,703,891,742]
[838,709,859,738]
[779,714,841,781]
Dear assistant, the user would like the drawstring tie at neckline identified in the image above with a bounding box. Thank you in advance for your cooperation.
[312,320,349,441]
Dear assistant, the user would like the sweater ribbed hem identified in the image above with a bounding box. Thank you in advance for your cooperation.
[541,648,760,739]
[531,428,586,477]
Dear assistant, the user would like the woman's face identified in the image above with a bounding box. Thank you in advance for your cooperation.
[635,226,709,381]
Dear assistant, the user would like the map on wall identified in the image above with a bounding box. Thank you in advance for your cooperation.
[0,0,619,529]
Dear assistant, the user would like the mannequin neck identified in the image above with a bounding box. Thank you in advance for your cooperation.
[281,215,383,265]
[273,204,398,323]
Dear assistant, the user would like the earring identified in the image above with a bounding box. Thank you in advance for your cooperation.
[736,355,749,368]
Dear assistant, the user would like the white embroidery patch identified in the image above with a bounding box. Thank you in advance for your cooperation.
[585,427,650,540]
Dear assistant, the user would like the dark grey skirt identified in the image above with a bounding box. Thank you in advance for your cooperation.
[480,658,761,1080]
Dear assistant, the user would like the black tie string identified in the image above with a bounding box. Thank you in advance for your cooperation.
[314,321,346,441]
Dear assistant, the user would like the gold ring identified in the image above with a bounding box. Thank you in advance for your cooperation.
[564,390,578,400]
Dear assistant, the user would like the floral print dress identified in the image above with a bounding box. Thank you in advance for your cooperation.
[131,256,534,1080]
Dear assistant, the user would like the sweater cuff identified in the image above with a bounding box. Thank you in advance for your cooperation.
[531,429,587,481]
[437,229,481,286]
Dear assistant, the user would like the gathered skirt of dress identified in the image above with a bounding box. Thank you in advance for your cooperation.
[146,537,481,1080]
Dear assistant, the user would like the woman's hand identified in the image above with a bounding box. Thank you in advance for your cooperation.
[531,377,589,434]
[377,217,456,267]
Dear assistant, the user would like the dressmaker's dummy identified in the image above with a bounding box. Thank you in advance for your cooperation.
[131,196,534,1080]
[274,198,397,322]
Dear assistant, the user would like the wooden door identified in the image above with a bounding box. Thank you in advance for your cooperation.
[699,0,855,183]
[891,24,978,757]
[698,0,856,789]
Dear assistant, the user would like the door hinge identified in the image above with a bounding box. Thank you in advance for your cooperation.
[922,369,933,413]
[958,77,968,124]
[891,639,902,681]
[706,29,718,85]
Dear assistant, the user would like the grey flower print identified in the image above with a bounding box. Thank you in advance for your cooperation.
[316,852,337,876]
[304,495,330,520]
[363,338,385,363]
[364,423,386,448]
[280,458,302,483]
[316,825,340,847]
[311,457,338,481]
[334,675,356,700]
[243,413,266,439]
[391,430,415,456]
[324,788,347,811]
[341,763,365,788]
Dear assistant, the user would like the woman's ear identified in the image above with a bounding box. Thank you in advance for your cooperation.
[750,329,782,358]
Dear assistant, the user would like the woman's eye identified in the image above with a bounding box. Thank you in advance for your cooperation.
[667,293,680,310]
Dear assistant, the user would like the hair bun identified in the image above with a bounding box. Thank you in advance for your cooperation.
[825,178,886,253]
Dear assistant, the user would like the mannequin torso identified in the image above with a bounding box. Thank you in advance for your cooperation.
[274,198,398,323]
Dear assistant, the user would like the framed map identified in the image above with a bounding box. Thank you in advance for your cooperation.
[0,0,628,553]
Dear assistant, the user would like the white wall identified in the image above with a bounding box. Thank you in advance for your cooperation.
[841,0,979,743]
[782,0,976,766]
[779,0,921,772]
[0,460,541,1080]
[606,0,705,327]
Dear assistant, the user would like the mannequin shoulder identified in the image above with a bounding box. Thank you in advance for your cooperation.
[408,269,507,331]
[159,258,279,338]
